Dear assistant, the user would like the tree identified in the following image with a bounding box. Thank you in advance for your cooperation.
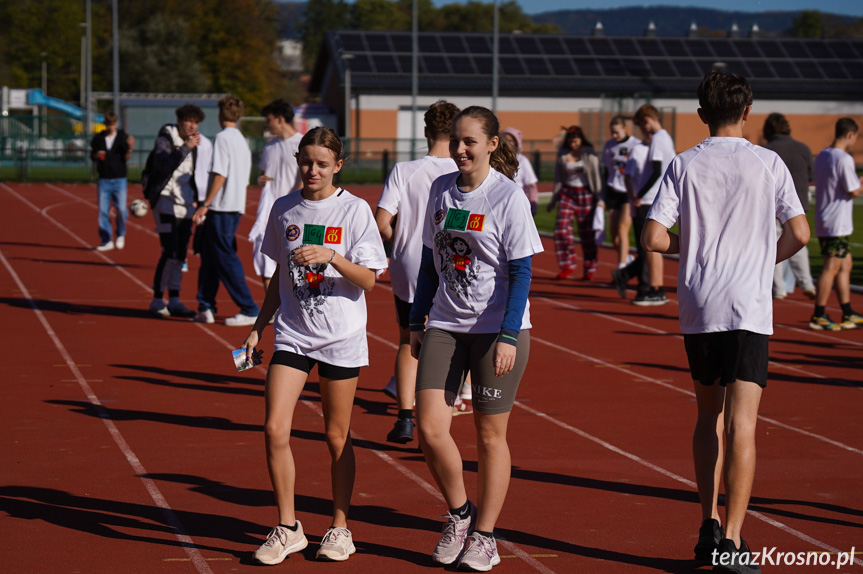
[302,0,349,71]
[119,16,210,93]
[792,10,824,38]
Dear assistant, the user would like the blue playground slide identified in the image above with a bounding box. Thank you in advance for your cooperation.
[27,89,104,124]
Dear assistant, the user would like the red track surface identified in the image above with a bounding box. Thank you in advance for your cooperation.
[1,181,861,574]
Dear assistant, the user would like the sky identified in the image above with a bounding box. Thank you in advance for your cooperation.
[422,0,863,17]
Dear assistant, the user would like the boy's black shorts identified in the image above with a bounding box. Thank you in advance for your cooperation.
[271,350,360,380]
[393,295,411,329]
[683,330,768,388]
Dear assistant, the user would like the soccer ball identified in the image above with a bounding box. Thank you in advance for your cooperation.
[130,199,149,218]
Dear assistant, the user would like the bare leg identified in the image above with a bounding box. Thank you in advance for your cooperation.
[395,325,417,412]
[474,411,512,532]
[815,255,842,307]
[319,375,359,528]
[416,388,467,509]
[646,250,664,289]
[834,253,853,306]
[264,365,308,526]
[692,379,725,523]
[722,380,763,545]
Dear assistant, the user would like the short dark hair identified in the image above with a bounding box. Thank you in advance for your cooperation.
[762,112,790,141]
[424,100,460,140]
[835,117,859,139]
[261,99,295,123]
[697,70,753,128]
[176,104,205,123]
[103,111,118,125]
[610,115,627,128]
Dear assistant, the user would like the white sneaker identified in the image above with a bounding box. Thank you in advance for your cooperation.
[316,527,356,561]
[95,241,114,252]
[115,236,125,249]
[457,531,500,572]
[192,308,215,323]
[433,502,475,565]
[149,299,170,318]
[253,522,309,565]
[225,313,258,327]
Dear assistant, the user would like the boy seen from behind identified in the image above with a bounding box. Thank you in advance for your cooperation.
[643,71,810,573]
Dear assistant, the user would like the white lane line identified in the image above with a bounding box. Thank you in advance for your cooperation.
[0,248,214,574]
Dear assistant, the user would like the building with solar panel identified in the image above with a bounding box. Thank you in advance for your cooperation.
[309,28,863,174]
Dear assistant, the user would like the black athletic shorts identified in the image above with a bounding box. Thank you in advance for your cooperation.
[605,190,630,211]
[271,350,360,380]
[683,330,768,388]
[393,294,411,329]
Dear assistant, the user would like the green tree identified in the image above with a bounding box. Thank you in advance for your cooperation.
[119,16,210,93]
[792,10,824,38]
[302,0,349,70]
[351,0,410,30]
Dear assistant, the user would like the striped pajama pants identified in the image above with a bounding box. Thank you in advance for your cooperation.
[554,186,598,273]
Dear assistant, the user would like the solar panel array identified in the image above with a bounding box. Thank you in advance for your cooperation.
[327,30,863,96]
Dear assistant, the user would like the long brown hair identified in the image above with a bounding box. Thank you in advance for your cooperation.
[452,106,518,180]
[297,127,344,161]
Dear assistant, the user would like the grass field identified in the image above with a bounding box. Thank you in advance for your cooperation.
[535,196,863,287]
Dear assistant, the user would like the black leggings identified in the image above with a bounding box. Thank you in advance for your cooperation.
[152,214,192,297]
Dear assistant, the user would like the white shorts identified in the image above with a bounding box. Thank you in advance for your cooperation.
[252,234,277,278]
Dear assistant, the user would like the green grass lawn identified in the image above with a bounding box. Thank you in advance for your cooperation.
[536,196,863,287]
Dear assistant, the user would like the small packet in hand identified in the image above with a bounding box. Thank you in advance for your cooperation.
[233,348,263,372]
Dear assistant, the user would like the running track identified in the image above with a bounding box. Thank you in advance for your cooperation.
[1,181,861,574]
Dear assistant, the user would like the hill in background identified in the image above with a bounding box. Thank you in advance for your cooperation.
[531,6,856,37]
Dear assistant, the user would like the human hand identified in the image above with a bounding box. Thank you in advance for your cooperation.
[493,342,516,377]
[291,245,335,266]
[97,150,106,161]
[127,134,135,149]
[193,205,209,225]
[410,330,424,359]
[258,174,273,186]
[546,193,559,212]
[242,330,260,363]
[186,133,201,149]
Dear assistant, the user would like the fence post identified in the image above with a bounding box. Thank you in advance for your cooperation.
[17,146,27,181]
[382,149,390,180]
[532,149,541,181]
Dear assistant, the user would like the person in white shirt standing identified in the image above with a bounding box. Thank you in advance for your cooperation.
[251,99,303,295]
[643,70,809,573]
[601,116,640,268]
[500,126,539,216]
[612,104,676,305]
[192,95,260,326]
[809,117,863,331]
[241,127,387,565]
[410,106,543,572]
[376,100,460,444]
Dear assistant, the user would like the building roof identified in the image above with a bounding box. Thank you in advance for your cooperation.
[311,30,863,100]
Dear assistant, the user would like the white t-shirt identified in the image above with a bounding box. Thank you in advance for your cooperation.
[195,135,213,202]
[602,135,640,194]
[814,147,860,237]
[262,188,388,367]
[624,140,650,194]
[641,129,676,205]
[209,126,251,213]
[514,154,539,202]
[422,169,544,333]
[377,155,457,303]
[647,137,804,336]
[250,133,302,241]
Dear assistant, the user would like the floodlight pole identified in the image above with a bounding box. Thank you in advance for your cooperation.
[112,0,120,118]
[41,52,47,135]
[85,0,92,137]
[342,53,354,158]
[492,0,499,114]
[411,0,418,160]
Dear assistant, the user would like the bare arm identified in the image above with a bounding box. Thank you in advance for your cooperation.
[291,245,376,292]
[776,214,810,263]
[194,173,226,224]
[642,219,679,254]
[850,177,863,199]
[375,207,395,242]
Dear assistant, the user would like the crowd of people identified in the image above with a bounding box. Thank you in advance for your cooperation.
[87,72,861,572]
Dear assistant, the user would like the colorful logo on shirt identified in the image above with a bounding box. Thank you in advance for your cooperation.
[306,271,325,287]
[324,227,343,244]
[288,246,333,316]
[286,224,301,242]
[302,224,326,245]
[444,208,471,231]
[467,214,485,232]
[433,230,479,300]
[434,208,446,225]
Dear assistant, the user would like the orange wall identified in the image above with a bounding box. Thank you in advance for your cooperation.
[356,109,863,158]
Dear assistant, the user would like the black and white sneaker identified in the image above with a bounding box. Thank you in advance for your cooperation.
[694,518,723,562]
[632,288,668,306]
